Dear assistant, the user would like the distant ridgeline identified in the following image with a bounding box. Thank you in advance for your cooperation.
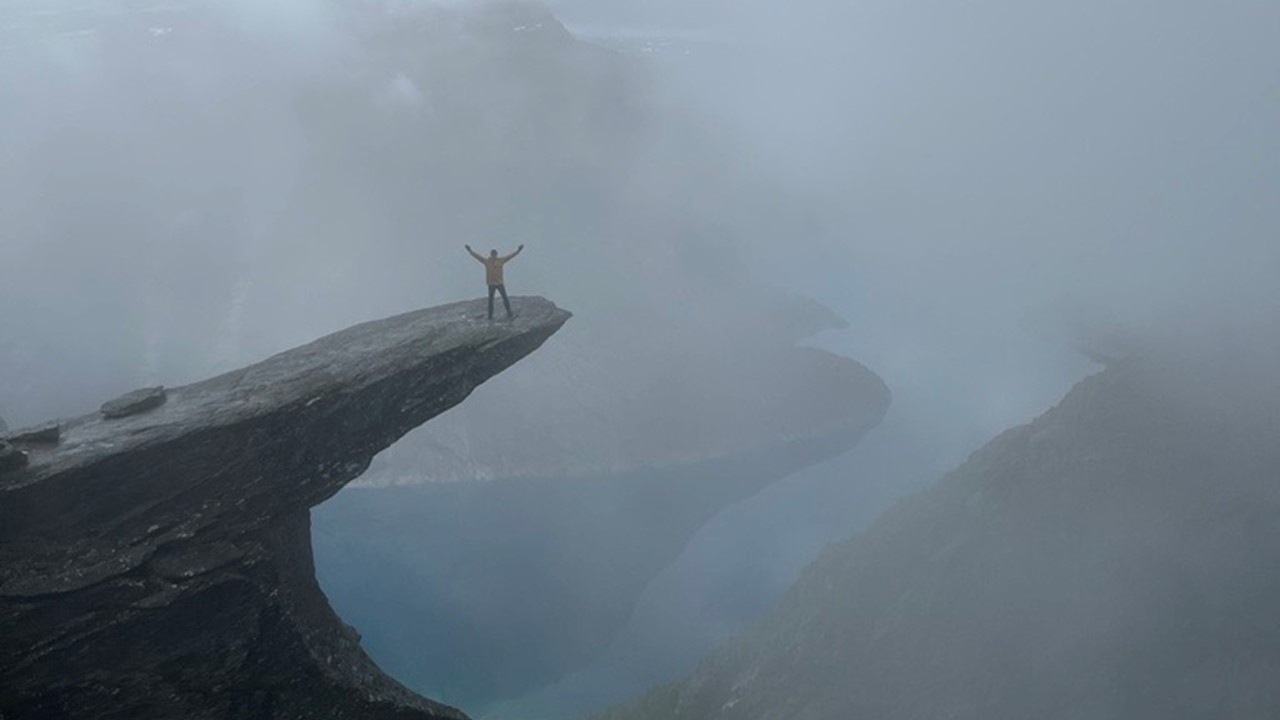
[598,346,1280,720]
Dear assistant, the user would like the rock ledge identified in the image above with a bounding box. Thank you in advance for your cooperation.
[0,297,570,720]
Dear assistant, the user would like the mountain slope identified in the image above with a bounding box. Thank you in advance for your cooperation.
[601,352,1280,720]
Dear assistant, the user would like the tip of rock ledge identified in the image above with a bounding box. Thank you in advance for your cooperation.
[453,296,572,326]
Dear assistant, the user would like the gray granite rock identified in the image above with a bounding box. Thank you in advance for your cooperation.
[100,386,167,418]
[0,441,27,473]
[0,297,570,720]
[5,422,60,445]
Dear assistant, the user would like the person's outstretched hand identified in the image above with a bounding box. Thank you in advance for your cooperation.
[518,244,525,250]
[465,244,472,251]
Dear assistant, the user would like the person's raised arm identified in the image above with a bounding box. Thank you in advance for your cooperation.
[465,244,485,262]
[501,244,525,262]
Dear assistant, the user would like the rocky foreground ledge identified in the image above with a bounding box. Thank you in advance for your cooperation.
[0,297,570,720]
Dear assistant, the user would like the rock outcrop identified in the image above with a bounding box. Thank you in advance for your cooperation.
[0,441,26,472]
[600,351,1280,720]
[0,297,570,720]
[4,421,61,445]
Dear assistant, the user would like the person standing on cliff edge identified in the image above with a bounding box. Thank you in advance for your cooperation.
[466,244,523,320]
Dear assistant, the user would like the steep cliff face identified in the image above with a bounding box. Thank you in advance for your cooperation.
[0,297,570,720]
[601,351,1280,720]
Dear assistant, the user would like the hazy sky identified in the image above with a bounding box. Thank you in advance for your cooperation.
[4,0,1276,443]
[551,0,1278,467]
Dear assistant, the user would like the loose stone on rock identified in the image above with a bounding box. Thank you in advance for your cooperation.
[0,440,28,473]
[101,387,168,419]
[6,421,61,445]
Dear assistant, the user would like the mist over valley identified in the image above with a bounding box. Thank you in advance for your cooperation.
[2,1,1277,719]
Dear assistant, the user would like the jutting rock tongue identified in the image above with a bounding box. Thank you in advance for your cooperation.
[0,297,570,720]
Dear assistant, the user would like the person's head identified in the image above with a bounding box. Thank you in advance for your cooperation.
[490,249,498,258]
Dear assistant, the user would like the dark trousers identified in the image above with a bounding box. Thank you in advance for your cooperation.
[488,284,512,319]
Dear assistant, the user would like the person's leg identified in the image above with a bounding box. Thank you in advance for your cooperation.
[487,285,496,320]
[498,284,512,317]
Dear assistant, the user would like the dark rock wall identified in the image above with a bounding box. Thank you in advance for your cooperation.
[0,298,569,720]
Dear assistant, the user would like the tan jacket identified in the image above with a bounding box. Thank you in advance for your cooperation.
[469,247,521,285]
